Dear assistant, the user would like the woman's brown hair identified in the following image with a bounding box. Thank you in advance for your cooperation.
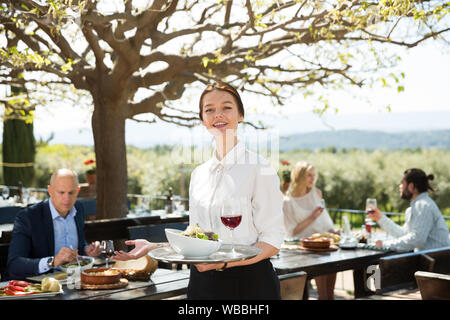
[198,81,245,121]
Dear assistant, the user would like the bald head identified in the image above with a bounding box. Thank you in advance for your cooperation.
[48,168,80,216]
[50,168,79,186]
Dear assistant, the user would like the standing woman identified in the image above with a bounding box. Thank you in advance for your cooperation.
[114,81,285,299]
[283,161,337,300]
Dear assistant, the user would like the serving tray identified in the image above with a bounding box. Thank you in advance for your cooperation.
[149,244,261,264]
[0,289,63,300]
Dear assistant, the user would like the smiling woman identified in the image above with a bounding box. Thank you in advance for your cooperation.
[114,81,285,300]
[198,82,245,148]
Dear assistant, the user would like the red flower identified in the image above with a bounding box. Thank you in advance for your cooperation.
[280,160,290,166]
[84,159,95,165]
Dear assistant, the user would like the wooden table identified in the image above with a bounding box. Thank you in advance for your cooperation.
[29,268,190,300]
[271,245,395,298]
[0,213,189,279]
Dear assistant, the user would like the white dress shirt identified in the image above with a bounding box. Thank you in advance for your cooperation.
[378,192,450,252]
[188,141,285,249]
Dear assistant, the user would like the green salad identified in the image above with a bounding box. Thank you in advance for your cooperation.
[181,224,219,241]
[61,257,91,268]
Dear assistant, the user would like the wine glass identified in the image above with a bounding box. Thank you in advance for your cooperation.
[22,188,30,205]
[319,199,326,209]
[366,198,377,214]
[365,198,377,238]
[101,240,114,267]
[2,187,9,200]
[220,197,244,257]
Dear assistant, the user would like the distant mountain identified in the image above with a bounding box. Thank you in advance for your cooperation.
[279,130,450,151]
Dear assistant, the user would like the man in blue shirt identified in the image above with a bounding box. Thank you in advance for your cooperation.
[6,168,102,280]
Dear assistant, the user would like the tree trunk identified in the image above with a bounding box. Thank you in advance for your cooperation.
[91,90,128,220]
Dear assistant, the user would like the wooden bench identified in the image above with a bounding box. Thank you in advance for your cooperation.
[127,222,189,243]
[377,246,450,294]
[0,243,9,280]
[279,271,307,300]
[415,271,450,300]
[0,206,22,224]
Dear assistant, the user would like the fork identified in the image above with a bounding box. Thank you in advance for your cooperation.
[70,245,82,268]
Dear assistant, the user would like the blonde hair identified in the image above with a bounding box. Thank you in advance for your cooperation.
[288,161,316,197]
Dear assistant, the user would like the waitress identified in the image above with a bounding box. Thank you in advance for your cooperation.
[114,81,285,299]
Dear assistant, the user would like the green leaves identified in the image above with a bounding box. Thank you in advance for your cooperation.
[0,47,51,68]
[61,58,74,73]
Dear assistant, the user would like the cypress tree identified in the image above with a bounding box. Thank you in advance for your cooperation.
[2,85,35,189]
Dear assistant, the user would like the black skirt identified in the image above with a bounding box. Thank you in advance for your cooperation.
[187,259,281,300]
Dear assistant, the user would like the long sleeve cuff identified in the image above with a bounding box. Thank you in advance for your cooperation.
[38,257,52,274]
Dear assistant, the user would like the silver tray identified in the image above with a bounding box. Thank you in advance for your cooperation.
[149,244,261,264]
[0,290,63,300]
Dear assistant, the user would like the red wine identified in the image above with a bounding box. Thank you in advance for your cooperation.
[105,249,114,258]
[366,209,375,214]
[221,215,242,229]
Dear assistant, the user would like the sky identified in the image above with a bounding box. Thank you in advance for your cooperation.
[3,38,450,148]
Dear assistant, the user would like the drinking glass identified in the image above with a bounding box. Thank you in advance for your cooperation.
[101,240,114,267]
[365,198,377,240]
[22,188,30,205]
[220,197,244,257]
[2,187,9,200]
[142,196,150,213]
[173,196,184,213]
[366,198,377,214]
[319,199,326,209]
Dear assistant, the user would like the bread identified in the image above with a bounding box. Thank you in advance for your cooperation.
[112,256,158,281]
[301,237,331,249]
[41,277,62,292]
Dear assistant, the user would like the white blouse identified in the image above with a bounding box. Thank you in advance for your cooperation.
[188,142,285,249]
[283,188,335,238]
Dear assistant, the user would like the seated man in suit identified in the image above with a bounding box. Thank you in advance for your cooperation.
[6,168,102,280]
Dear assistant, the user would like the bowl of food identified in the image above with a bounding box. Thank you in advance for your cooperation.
[165,224,221,258]
[301,237,331,249]
[80,267,122,285]
[59,255,95,272]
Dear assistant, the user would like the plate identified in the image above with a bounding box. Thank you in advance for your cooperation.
[339,243,357,250]
[26,272,70,285]
[297,244,339,252]
[81,278,128,290]
[149,244,262,264]
[0,290,63,300]
[284,237,300,244]
[59,256,95,273]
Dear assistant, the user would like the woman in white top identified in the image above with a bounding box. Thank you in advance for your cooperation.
[114,81,285,299]
[283,161,337,300]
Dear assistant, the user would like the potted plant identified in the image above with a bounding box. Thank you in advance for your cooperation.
[84,159,96,185]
